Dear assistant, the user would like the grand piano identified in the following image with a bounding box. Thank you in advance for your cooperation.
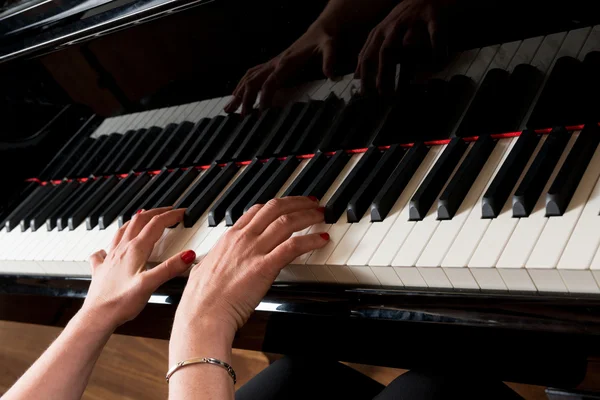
[2,0,600,394]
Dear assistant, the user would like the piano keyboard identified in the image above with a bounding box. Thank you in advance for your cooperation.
[2,25,600,295]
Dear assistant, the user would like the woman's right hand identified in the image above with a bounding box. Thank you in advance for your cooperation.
[224,24,338,116]
[171,196,328,343]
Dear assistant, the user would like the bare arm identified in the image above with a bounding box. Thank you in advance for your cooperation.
[3,208,196,400]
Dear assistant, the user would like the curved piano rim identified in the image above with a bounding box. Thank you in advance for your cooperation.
[1,274,600,336]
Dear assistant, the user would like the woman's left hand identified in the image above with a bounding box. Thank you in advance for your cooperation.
[82,207,197,329]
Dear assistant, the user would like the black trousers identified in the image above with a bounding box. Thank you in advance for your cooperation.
[235,357,524,400]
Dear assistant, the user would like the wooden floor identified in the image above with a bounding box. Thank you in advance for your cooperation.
[0,321,549,399]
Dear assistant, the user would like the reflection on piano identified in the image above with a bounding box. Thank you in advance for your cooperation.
[2,0,600,392]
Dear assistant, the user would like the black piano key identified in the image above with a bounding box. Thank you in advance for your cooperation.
[295,93,344,154]
[233,108,282,161]
[194,115,241,165]
[208,160,263,226]
[175,164,221,211]
[98,173,152,229]
[274,101,320,156]
[153,167,200,209]
[482,130,539,218]
[0,182,38,229]
[216,112,258,162]
[95,131,132,175]
[65,177,118,231]
[442,74,475,137]
[118,126,163,172]
[281,152,328,197]
[409,138,468,221]
[513,127,570,217]
[226,158,281,225]
[118,170,172,227]
[582,51,600,123]
[496,64,543,133]
[19,184,59,232]
[318,95,362,151]
[133,123,179,171]
[183,163,238,227]
[244,156,300,212]
[546,125,600,216]
[29,181,79,231]
[527,57,583,129]
[438,135,496,220]
[65,137,103,178]
[83,175,135,230]
[102,129,144,174]
[78,133,121,176]
[347,144,405,223]
[168,118,211,167]
[4,185,52,232]
[256,103,304,157]
[455,69,509,137]
[325,147,381,223]
[371,142,429,221]
[137,169,184,212]
[146,122,194,170]
[48,179,92,231]
[303,150,351,200]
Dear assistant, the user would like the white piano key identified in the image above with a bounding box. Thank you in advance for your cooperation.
[578,25,600,59]
[498,269,536,292]
[448,48,480,76]
[559,270,600,294]
[369,146,444,267]
[155,106,178,126]
[443,268,479,289]
[215,96,234,117]
[312,79,339,100]
[393,143,472,267]
[348,266,380,286]
[330,74,354,100]
[557,168,600,270]
[288,264,318,282]
[326,265,358,284]
[393,267,426,287]
[528,136,600,269]
[556,27,591,59]
[496,134,573,269]
[304,154,364,265]
[528,269,567,292]
[371,266,403,287]
[470,268,507,291]
[464,45,500,83]
[418,268,452,289]
[293,153,363,265]
[417,138,512,268]
[92,118,115,137]
[327,211,370,266]
[468,136,544,269]
[507,36,543,72]
[142,108,167,128]
[430,51,463,80]
[306,264,337,283]
[121,111,147,132]
[441,138,518,268]
[190,99,214,121]
[487,41,521,70]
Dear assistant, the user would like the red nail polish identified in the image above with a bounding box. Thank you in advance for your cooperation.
[308,196,319,202]
[136,209,144,215]
[317,206,325,213]
[320,233,330,241]
[181,250,196,264]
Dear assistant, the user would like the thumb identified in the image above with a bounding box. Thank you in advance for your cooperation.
[143,250,196,290]
[322,39,336,79]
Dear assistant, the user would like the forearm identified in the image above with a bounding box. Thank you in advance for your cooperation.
[313,0,399,35]
[3,307,114,400]
[168,319,236,400]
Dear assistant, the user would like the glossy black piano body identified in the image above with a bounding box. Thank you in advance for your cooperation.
[2,0,600,392]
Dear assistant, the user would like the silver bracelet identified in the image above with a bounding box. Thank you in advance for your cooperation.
[166,357,236,384]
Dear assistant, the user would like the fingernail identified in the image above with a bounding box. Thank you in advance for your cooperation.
[308,196,319,202]
[317,206,325,214]
[136,209,144,215]
[181,250,196,264]
[320,233,330,241]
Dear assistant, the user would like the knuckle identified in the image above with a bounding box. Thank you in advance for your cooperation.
[277,214,293,227]
[265,198,282,209]
[285,237,302,253]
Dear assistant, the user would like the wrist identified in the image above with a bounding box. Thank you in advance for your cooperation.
[170,317,234,364]
[77,303,120,333]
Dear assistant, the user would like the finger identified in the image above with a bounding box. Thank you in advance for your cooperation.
[232,203,264,230]
[132,208,186,257]
[360,32,384,94]
[377,31,402,96]
[258,207,325,252]
[122,207,174,243]
[321,39,336,79]
[242,68,273,116]
[142,249,196,291]
[260,57,297,111]
[355,30,376,79]
[108,220,129,253]
[262,232,329,276]
[428,18,448,63]
[247,196,319,234]
[89,249,107,269]
[224,76,248,113]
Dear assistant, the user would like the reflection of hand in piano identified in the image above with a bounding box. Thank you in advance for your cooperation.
[83,207,195,328]
[172,196,328,339]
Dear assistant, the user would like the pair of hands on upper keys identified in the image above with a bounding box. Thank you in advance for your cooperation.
[225,0,453,115]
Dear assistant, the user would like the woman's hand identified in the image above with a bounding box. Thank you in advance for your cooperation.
[224,24,338,115]
[356,0,453,95]
[172,196,328,341]
[82,207,196,329]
